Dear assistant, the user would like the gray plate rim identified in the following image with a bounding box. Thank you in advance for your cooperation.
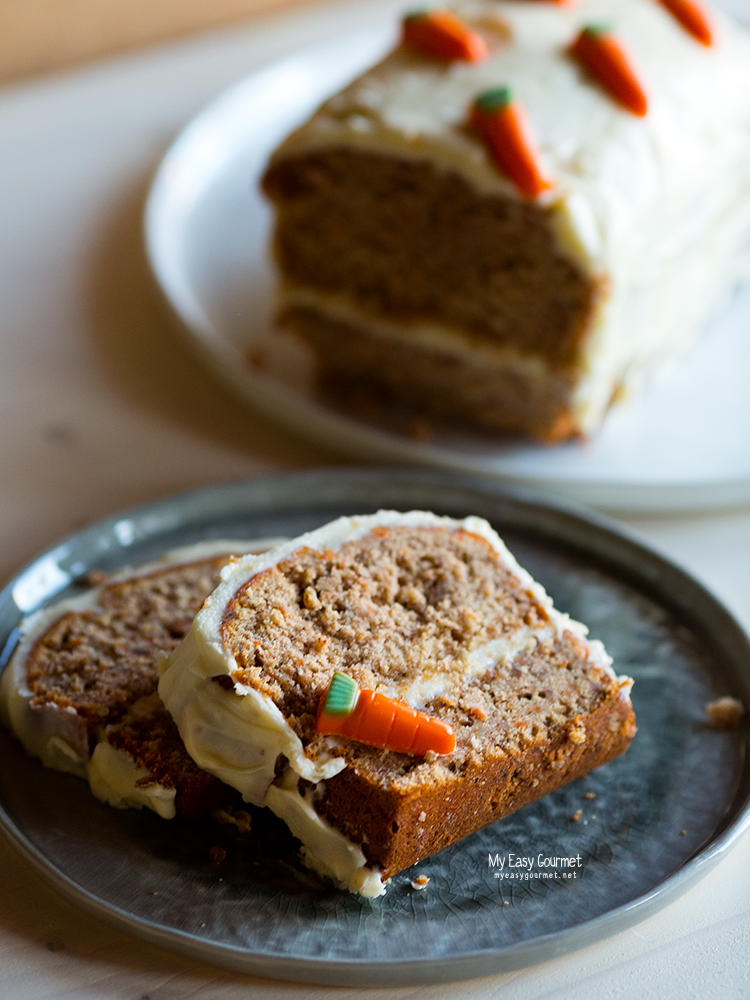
[1,467,749,986]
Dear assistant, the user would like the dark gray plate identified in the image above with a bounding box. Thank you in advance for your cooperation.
[1,468,749,986]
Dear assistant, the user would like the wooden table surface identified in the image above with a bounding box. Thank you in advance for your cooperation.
[2,0,750,995]
[0,0,327,83]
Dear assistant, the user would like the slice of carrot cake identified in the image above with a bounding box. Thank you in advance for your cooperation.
[0,540,279,818]
[159,511,635,895]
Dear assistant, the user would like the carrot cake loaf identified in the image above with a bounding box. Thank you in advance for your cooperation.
[0,540,277,818]
[159,511,635,896]
[262,0,750,441]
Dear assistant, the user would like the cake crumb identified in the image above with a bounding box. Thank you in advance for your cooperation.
[567,719,587,744]
[680,829,687,837]
[706,696,744,730]
[583,792,596,800]
[303,586,321,611]
[411,875,430,890]
[213,807,252,834]
[571,810,582,822]
[209,846,226,863]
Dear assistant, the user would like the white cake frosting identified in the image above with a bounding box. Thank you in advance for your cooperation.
[269,0,750,432]
[87,738,178,819]
[0,538,283,817]
[159,511,630,896]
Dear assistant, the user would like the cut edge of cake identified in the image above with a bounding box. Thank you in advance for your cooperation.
[261,0,750,440]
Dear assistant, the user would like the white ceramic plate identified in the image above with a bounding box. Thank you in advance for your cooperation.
[145,21,750,514]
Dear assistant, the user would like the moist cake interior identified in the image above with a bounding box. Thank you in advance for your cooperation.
[26,556,229,747]
[221,524,632,875]
[263,149,603,440]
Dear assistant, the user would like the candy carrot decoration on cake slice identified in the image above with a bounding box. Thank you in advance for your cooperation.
[569,25,648,116]
[316,671,456,756]
[402,9,489,63]
[659,0,714,46]
[470,87,552,198]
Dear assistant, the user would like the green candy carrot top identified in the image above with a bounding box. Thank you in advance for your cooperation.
[316,671,456,757]
[470,86,552,198]
[320,671,358,716]
[402,9,489,63]
[569,24,648,116]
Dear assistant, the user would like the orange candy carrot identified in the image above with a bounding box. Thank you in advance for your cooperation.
[659,0,714,46]
[470,87,552,198]
[402,9,489,64]
[569,25,648,117]
[316,672,456,756]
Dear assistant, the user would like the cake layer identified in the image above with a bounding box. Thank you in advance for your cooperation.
[265,149,600,364]
[159,512,635,894]
[263,0,750,438]
[281,301,579,440]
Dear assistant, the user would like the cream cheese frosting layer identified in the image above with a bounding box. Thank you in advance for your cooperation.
[266,769,386,897]
[0,538,282,808]
[271,0,750,271]
[269,0,750,431]
[87,741,177,819]
[159,511,630,893]
[159,626,347,807]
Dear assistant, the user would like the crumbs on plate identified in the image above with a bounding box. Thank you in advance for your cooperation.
[705,696,744,730]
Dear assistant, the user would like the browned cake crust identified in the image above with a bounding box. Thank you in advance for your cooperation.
[318,675,634,878]
[263,149,605,440]
[220,523,635,880]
